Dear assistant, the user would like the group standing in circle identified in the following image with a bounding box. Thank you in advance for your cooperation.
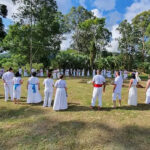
[1,67,150,111]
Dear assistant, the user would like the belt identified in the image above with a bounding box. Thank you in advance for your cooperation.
[14,84,20,90]
[30,84,37,93]
[94,84,103,87]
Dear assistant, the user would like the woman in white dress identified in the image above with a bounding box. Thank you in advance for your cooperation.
[128,73,138,106]
[27,72,42,104]
[13,72,23,104]
[53,75,68,111]
[145,76,150,104]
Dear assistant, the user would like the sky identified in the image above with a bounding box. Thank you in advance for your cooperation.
[1,0,150,52]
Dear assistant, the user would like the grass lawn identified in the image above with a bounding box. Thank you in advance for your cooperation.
[0,77,150,150]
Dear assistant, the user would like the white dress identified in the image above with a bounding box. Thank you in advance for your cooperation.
[53,79,68,111]
[13,77,22,99]
[128,79,138,106]
[146,80,150,104]
[27,77,42,103]
[24,70,28,77]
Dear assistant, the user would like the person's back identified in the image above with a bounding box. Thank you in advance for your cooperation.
[55,79,66,88]
[2,71,14,84]
[93,75,105,85]
[114,76,123,93]
[28,76,39,85]
[44,78,54,92]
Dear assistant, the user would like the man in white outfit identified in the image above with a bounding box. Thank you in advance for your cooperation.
[2,68,14,101]
[91,70,106,110]
[43,73,54,107]
[112,71,123,108]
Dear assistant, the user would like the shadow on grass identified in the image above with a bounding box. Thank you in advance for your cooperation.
[66,103,150,112]
[2,119,150,150]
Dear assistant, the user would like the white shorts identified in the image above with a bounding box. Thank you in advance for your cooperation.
[112,92,121,101]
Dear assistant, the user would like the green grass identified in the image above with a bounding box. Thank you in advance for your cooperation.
[0,77,150,150]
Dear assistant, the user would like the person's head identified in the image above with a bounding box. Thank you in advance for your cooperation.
[131,73,136,79]
[15,72,20,77]
[48,73,51,78]
[116,71,120,77]
[97,70,101,75]
[59,74,64,79]
[9,67,13,72]
[32,72,36,77]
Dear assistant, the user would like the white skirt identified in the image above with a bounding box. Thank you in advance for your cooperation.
[146,89,150,104]
[128,86,137,106]
[53,88,68,111]
[27,85,42,103]
[13,86,21,99]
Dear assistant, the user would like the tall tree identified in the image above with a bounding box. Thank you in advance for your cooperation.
[3,0,63,69]
[132,10,150,62]
[117,20,138,70]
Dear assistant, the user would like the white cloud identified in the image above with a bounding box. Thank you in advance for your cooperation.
[56,0,73,14]
[0,0,20,20]
[79,0,87,8]
[125,0,150,22]
[106,11,122,30]
[61,32,73,50]
[93,0,116,11]
[106,25,121,52]
[91,9,102,18]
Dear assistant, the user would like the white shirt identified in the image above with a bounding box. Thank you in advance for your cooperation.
[2,71,14,85]
[13,77,22,84]
[55,79,66,88]
[93,75,105,84]
[28,77,39,84]
[114,76,123,93]
[132,79,137,86]
[43,78,54,92]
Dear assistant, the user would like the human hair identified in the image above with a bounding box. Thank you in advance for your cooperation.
[97,70,101,74]
[32,72,36,77]
[116,71,120,76]
[131,73,136,79]
[48,73,51,78]
[9,67,13,71]
[15,72,20,77]
[59,74,64,79]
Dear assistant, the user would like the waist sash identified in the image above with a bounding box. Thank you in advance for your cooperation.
[30,84,37,93]
[94,84,103,87]
[14,84,20,90]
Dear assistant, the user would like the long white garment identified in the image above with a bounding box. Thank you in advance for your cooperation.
[87,70,90,77]
[24,69,28,77]
[43,78,54,107]
[91,75,105,107]
[2,71,14,101]
[19,68,22,75]
[53,79,68,111]
[13,77,22,99]
[40,69,44,77]
[146,80,150,104]
[128,79,138,106]
[27,77,42,103]
[112,76,123,101]
[93,69,95,77]
[82,69,85,77]
[136,72,141,82]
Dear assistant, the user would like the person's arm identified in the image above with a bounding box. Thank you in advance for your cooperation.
[20,79,23,84]
[103,82,106,93]
[145,80,150,92]
[113,84,117,93]
[128,79,133,91]
[38,83,40,90]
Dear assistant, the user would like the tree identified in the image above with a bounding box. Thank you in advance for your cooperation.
[117,20,138,70]
[72,18,111,69]
[0,4,7,43]
[2,0,63,69]
[132,10,150,62]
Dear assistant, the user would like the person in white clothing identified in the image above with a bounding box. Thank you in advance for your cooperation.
[112,71,123,108]
[145,76,150,104]
[27,72,42,104]
[13,72,23,104]
[53,75,68,111]
[40,68,44,77]
[19,67,22,76]
[2,68,14,101]
[43,73,54,107]
[128,73,138,106]
[24,68,28,77]
[91,70,106,110]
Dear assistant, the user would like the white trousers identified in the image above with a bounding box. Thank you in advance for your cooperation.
[112,92,121,101]
[43,90,53,107]
[91,87,102,107]
[4,84,13,101]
